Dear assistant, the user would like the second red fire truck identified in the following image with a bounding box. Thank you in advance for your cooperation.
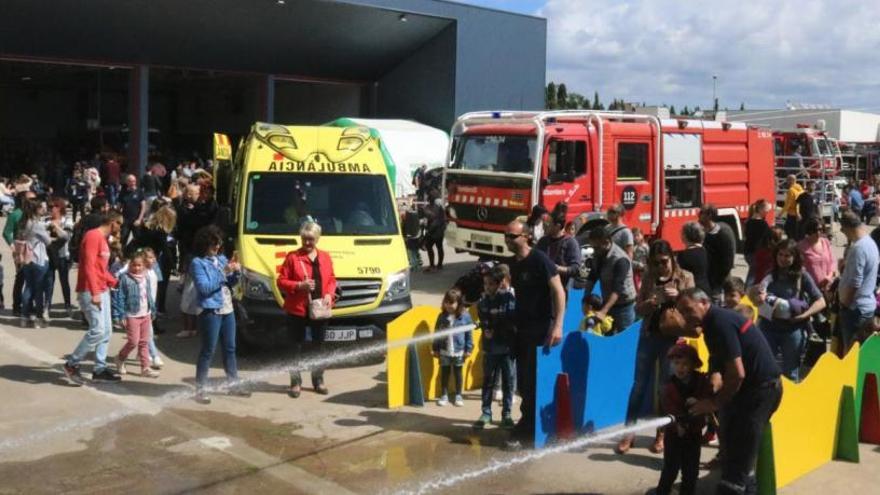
[442,110,776,254]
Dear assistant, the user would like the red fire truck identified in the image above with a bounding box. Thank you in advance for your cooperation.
[773,124,840,179]
[442,111,775,255]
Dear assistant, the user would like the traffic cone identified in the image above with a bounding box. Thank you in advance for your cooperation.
[860,373,880,444]
[555,373,575,440]
[407,344,425,407]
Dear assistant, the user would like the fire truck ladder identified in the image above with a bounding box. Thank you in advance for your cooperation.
[448,110,663,233]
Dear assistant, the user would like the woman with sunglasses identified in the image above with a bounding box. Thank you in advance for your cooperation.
[191,225,249,404]
[617,239,694,455]
[277,221,337,398]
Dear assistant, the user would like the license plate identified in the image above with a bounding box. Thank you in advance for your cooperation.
[471,233,491,243]
[325,329,357,342]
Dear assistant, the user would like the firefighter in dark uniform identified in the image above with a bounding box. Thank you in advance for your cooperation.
[676,288,783,495]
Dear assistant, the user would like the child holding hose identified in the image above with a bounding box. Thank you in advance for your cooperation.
[651,343,712,495]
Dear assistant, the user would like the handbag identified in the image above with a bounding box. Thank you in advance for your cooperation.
[179,275,202,316]
[301,260,331,320]
[12,239,33,268]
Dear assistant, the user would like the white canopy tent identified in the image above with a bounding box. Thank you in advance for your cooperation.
[333,118,450,197]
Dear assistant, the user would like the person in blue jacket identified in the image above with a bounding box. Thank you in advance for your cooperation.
[190,225,250,404]
[431,288,474,407]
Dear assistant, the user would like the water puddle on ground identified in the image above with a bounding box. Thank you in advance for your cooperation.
[0,406,509,495]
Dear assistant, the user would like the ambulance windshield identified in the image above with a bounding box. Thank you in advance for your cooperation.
[244,173,398,236]
[451,135,536,174]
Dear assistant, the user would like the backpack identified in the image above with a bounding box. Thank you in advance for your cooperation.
[12,239,33,267]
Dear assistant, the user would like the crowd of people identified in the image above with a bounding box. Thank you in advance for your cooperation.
[425,189,880,495]
[6,153,880,493]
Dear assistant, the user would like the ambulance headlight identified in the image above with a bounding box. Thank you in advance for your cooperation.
[268,134,297,151]
[242,269,275,301]
[383,269,411,302]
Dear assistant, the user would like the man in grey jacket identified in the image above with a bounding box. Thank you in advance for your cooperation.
[584,227,637,333]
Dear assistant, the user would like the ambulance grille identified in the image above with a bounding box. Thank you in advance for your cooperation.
[335,278,383,308]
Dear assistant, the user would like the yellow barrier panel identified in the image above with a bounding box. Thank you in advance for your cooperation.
[768,345,859,489]
[683,333,710,373]
[387,305,483,408]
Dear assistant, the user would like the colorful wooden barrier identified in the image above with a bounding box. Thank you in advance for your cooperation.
[386,305,484,408]
[385,296,880,492]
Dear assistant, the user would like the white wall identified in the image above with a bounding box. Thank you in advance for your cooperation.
[839,111,880,143]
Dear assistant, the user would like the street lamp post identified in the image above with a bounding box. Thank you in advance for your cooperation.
[712,75,717,109]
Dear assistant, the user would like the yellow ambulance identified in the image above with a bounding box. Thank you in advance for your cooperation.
[215,123,411,348]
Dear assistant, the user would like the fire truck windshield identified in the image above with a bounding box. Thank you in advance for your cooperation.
[451,135,536,174]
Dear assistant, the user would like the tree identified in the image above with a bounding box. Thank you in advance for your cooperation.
[557,84,568,109]
[566,92,587,109]
[739,102,745,111]
[545,82,557,109]
[593,91,602,110]
[681,106,690,116]
[669,105,676,116]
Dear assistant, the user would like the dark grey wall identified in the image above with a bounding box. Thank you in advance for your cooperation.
[345,0,547,125]
[376,24,457,129]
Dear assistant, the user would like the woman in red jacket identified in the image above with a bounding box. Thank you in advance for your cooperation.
[277,221,337,398]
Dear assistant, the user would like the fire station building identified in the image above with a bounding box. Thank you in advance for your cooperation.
[0,0,546,175]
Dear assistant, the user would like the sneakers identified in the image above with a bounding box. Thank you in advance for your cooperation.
[62,362,85,387]
[473,413,492,430]
[436,394,449,406]
[195,389,211,405]
[115,356,127,375]
[453,395,465,407]
[141,368,160,378]
[92,368,122,382]
[500,415,516,429]
[151,356,165,370]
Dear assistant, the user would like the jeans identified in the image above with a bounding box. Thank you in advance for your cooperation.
[657,431,702,495]
[105,182,120,206]
[406,247,421,269]
[440,362,463,397]
[839,306,873,354]
[744,253,756,286]
[608,302,636,334]
[625,330,676,424]
[482,352,514,417]
[12,267,23,314]
[515,325,548,439]
[425,237,444,268]
[718,380,783,495]
[68,291,113,372]
[45,257,72,308]
[195,311,239,387]
[148,327,159,360]
[287,314,327,386]
[118,315,152,370]
[760,322,806,381]
[21,262,49,318]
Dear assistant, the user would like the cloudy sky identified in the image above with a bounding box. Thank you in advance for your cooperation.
[460,0,880,111]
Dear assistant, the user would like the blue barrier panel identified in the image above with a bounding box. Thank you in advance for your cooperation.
[534,317,641,448]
